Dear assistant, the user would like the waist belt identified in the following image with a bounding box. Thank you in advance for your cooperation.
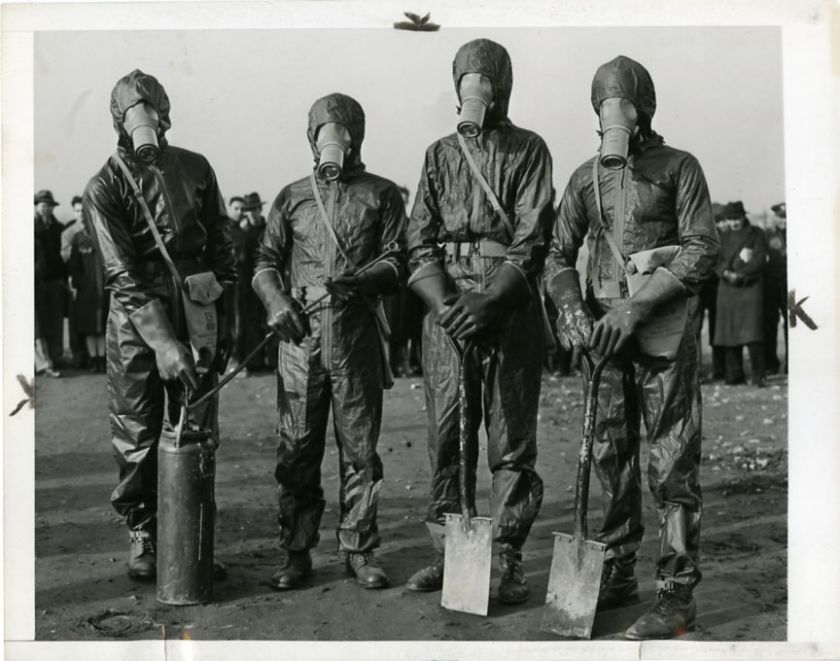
[444,239,508,260]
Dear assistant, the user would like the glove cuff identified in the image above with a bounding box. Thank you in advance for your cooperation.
[408,260,451,314]
[128,299,178,353]
[487,262,530,305]
[252,268,290,310]
[546,267,584,309]
[359,261,401,296]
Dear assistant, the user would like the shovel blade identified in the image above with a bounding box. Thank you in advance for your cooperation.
[441,514,493,616]
[541,531,607,639]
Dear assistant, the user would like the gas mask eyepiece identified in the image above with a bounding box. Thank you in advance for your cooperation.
[123,103,161,164]
[457,73,493,138]
[316,122,352,181]
[598,98,638,170]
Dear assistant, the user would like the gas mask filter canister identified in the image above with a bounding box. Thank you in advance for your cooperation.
[457,73,493,138]
[316,122,352,181]
[598,98,638,169]
[123,103,161,164]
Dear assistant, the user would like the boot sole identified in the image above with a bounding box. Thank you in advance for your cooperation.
[624,622,696,641]
[405,582,442,593]
[496,592,530,605]
[268,576,310,591]
[344,564,389,589]
[127,570,156,581]
[357,579,389,590]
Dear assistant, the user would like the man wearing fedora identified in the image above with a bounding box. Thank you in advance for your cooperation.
[34,189,69,367]
[713,201,769,386]
[232,192,274,373]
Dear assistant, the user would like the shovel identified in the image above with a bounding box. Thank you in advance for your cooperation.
[441,338,493,616]
[541,349,610,639]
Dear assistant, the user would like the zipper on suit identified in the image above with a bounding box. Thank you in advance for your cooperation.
[613,166,628,296]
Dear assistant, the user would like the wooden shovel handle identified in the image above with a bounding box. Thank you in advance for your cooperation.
[575,350,610,539]
[449,336,474,530]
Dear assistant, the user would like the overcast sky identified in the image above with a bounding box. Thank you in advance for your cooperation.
[34,26,784,222]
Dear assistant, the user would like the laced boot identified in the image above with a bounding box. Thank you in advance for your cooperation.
[269,550,312,590]
[127,527,156,580]
[497,546,529,605]
[406,553,444,592]
[345,552,389,589]
[597,557,639,609]
[624,583,697,640]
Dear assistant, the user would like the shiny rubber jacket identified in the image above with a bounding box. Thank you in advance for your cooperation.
[546,136,718,298]
[83,145,236,313]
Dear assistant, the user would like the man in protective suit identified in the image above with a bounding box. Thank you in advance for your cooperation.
[546,56,718,639]
[83,70,236,580]
[252,93,407,591]
[405,39,553,604]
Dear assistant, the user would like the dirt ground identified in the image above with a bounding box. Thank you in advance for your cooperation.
[33,356,787,642]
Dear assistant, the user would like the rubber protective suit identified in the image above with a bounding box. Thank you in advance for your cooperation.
[83,70,236,531]
[253,93,408,553]
[545,55,719,589]
[408,39,553,551]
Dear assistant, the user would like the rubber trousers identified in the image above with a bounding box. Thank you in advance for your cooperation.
[420,289,544,552]
[107,291,218,530]
[274,307,384,553]
[586,308,703,589]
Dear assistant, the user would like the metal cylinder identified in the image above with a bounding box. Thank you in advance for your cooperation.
[156,422,216,605]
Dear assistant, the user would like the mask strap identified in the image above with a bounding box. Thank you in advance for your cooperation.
[309,172,355,268]
[111,152,185,291]
[456,133,515,241]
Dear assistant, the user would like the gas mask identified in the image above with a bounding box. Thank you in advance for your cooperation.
[124,102,161,164]
[598,98,639,169]
[315,122,352,181]
[457,73,493,138]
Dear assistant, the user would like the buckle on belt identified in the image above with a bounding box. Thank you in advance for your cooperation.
[444,239,507,260]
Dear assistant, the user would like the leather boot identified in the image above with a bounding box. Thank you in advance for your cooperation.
[345,552,389,589]
[597,557,639,609]
[406,553,444,592]
[497,546,529,605]
[269,550,312,590]
[127,527,156,581]
[624,583,697,640]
